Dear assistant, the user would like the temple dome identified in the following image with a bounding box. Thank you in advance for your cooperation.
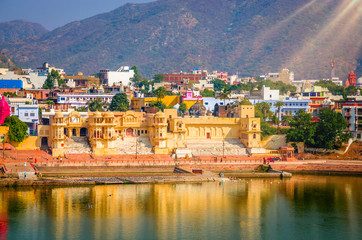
[189,101,206,117]
[356,77,362,88]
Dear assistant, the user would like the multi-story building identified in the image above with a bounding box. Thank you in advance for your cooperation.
[36,62,65,76]
[248,86,310,120]
[342,96,362,141]
[0,68,47,89]
[260,69,294,84]
[301,86,330,116]
[57,93,115,108]
[100,66,135,87]
[63,72,99,88]
[11,104,39,136]
[163,71,207,86]
[192,80,214,91]
[38,106,264,156]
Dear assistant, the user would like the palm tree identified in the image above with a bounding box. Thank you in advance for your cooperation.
[258,102,271,120]
[154,87,166,101]
[275,101,284,134]
[219,87,230,105]
[87,98,109,112]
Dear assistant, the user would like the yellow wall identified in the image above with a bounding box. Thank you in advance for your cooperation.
[11,136,40,150]
[0,126,9,142]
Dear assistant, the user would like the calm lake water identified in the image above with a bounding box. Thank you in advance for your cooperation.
[0,175,361,240]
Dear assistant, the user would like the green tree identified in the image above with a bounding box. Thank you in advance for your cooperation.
[178,102,187,114]
[286,109,316,146]
[150,101,166,111]
[109,93,129,111]
[256,102,271,120]
[153,74,165,83]
[237,99,252,105]
[87,98,109,112]
[131,65,139,75]
[274,101,284,133]
[314,108,350,149]
[2,92,16,97]
[219,87,230,105]
[42,69,63,89]
[45,100,55,106]
[211,79,227,91]
[201,89,215,97]
[346,85,358,96]
[316,80,346,97]
[2,116,28,142]
[154,87,166,101]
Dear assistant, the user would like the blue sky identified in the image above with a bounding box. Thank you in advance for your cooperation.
[0,0,155,30]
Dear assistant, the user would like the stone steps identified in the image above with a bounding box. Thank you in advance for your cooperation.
[185,139,248,156]
[115,137,153,155]
[65,137,91,154]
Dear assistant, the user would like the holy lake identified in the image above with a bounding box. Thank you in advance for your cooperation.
[0,175,361,240]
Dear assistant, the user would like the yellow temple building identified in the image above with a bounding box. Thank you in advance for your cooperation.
[37,105,264,157]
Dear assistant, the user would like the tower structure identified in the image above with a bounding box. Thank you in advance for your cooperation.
[89,111,117,155]
[153,112,168,154]
[51,111,66,156]
[345,70,357,87]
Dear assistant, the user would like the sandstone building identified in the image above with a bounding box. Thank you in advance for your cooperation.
[38,105,263,157]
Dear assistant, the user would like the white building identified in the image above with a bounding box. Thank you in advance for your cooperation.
[37,62,65,76]
[261,86,280,100]
[57,93,115,108]
[291,77,343,91]
[192,80,214,91]
[100,66,135,87]
[0,69,47,89]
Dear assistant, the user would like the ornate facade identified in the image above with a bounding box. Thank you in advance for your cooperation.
[40,105,263,156]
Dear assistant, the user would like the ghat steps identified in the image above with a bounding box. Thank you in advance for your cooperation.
[115,137,153,155]
[185,139,248,156]
[65,137,92,154]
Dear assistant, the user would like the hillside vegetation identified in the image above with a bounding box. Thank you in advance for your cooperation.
[0,0,361,79]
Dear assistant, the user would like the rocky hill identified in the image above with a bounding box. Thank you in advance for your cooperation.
[0,20,48,44]
[0,51,18,69]
[0,0,361,79]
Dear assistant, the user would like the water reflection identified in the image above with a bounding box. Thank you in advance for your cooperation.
[0,175,361,240]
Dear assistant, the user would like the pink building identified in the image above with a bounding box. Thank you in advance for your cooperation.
[182,89,203,101]
[0,96,11,125]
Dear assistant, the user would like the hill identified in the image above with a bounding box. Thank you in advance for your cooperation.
[0,0,361,79]
[0,20,48,44]
[0,51,18,69]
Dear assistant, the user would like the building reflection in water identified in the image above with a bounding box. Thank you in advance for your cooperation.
[0,175,360,239]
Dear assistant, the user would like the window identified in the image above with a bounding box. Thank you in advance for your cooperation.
[141,130,144,134]
[30,113,35,117]
[253,133,256,139]
[205,102,208,105]
[145,130,148,134]
[25,113,28,116]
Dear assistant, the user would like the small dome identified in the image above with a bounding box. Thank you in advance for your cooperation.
[189,101,207,117]
[356,77,362,87]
